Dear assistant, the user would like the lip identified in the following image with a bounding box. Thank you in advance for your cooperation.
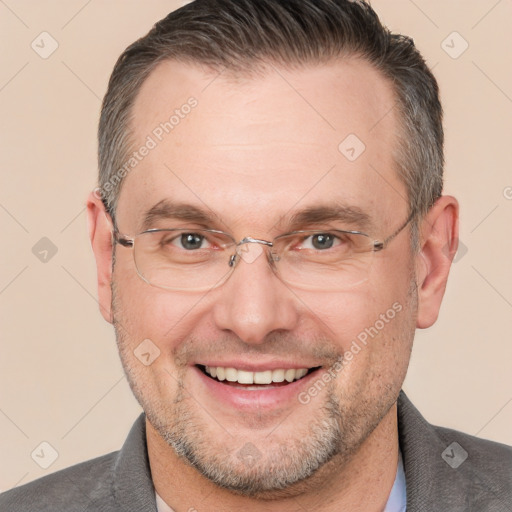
[192,364,322,411]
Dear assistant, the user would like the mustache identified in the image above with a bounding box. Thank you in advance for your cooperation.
[172,332,342,368]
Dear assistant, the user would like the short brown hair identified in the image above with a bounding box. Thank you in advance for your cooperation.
[98,0,443,230]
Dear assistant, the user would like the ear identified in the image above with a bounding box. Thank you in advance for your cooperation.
[415,195,459,329]
[86,189,114,324]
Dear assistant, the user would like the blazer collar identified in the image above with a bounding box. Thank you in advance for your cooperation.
[397,390,475,512]
[112,414,157,511]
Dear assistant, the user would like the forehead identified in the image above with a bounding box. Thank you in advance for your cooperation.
[117,58,406,235]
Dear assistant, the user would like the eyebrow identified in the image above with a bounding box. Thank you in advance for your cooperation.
[141,200,220,231]
[285,204,372,232]
[140,199,373,233]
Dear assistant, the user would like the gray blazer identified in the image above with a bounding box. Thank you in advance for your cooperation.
[1,391,511,511]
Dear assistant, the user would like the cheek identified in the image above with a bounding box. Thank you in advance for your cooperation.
[301,283,402,347]
[111,269,198,401]
[300,273,414,383]
[112,257,209,352]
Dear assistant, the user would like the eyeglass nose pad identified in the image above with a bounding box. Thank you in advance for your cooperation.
[270,252,280,262]
[229,247,278,269]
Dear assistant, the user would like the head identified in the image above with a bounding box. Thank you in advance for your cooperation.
[88,0,458,499]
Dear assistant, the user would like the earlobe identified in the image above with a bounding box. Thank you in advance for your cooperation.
[86,190,115,324]
[415,195,459,329]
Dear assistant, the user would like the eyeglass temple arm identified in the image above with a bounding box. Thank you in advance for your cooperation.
[101,211,128,247]
[109,224,134,248]
[373,210,416,252]
[115,236,134,248]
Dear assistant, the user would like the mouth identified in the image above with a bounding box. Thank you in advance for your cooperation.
[197,364,322,390]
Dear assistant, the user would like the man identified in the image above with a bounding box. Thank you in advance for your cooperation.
[2,0,510,511]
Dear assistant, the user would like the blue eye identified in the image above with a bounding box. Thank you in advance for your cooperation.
[300,233,342,250]
[179,233,206,250]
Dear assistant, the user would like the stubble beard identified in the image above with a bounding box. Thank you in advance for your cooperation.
[114,322,347,497]
[110,273,417,498]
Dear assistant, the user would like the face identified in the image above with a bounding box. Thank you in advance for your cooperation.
[107,58,419,496]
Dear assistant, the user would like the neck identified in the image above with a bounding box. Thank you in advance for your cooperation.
[147,404,399,512]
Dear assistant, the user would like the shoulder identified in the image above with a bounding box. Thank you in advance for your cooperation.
[434,422,512,466]
[0,451,118,512]
[398,391,512,510]
[0,413,153,512]
[433,423,512,490]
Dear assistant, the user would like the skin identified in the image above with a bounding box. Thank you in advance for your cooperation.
[87,57,458,512]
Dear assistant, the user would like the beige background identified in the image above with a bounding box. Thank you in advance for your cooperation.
[1,0,511,490]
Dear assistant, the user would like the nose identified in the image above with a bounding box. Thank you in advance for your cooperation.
[212,242,299,345]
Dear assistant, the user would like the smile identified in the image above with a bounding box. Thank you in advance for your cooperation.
[193,362,324,410]
[197,364,320,388]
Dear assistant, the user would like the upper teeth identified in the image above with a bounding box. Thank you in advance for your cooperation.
[204,366,309,384]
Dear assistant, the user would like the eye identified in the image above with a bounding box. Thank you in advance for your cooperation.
[299,232,343,250]
[165,232,212,250]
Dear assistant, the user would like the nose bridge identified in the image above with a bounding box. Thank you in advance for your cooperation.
[213,236,298,345]
[230,236,274,268]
